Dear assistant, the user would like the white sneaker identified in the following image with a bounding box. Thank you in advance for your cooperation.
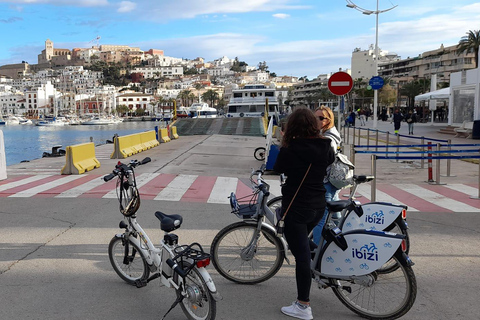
[281,301,313,320]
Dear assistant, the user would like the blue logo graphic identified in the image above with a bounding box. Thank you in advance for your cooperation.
[352,243,379,261]
[349,268,355,272]
[384,242,392,248]
[359,263,370,270]
[389,210,396,215]
[365,210,385,224]
[335,267,343,273]
[345,258,352,264]
[326,256,334,263]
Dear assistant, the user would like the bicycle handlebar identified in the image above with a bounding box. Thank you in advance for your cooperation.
[102,157,151,182]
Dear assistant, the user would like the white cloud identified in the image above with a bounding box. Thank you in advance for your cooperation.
[117,1,136,13]
[272,13,290,19]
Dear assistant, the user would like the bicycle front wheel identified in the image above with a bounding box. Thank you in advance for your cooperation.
[210,222,284,284]
[175,262,217,320]
[254,147,266,161]
[331,252,417,319]
[108,236,150,285]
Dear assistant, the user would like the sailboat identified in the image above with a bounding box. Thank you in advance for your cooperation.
[36,96,67,127]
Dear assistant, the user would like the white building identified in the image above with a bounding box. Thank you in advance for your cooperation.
[351,45,400,80]
[133,66,184,78]
[116,92,154,114]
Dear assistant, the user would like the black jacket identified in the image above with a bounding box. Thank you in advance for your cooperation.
[274,138,334,211]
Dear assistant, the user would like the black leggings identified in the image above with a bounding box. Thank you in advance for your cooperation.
[284,207,324,302]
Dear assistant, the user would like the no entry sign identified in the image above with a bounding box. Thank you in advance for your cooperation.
[328,72,353,96]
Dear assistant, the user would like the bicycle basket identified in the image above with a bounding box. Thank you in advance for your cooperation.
[229,192,258,219]
[121,187,140,217]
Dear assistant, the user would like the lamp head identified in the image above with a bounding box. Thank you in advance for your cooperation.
[346,4,355,8]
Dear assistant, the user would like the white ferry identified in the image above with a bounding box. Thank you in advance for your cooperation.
[226,84,279,117]
[189,103,218,118]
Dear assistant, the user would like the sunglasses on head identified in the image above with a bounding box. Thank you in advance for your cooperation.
[318,116,328,121]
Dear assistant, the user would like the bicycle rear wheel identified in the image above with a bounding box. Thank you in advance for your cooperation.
[254,147,266,161]
[174,262,216,320]
[331,252,417,319]
[108,236,149,285]
[210,221,284,284]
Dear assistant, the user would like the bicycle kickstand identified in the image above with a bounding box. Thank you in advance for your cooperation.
[162,295,184,320]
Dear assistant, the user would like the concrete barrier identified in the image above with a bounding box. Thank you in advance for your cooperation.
[111,130,160,159]
[61,142,100,175]
[0,130,7,180]
[171,126,179,139]
[160,128,171,143]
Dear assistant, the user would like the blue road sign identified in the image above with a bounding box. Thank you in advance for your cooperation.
[369,76,384,90]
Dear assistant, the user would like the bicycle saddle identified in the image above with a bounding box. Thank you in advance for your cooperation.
[155,211,183,232]
[326,200,351,212]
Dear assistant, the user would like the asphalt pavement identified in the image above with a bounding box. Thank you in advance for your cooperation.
[1,119,480,320]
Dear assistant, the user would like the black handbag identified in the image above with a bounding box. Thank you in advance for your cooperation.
[276,164,312,237]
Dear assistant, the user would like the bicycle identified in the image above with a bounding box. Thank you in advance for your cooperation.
[104,157,220,320]
[267,174,410,274]
[211,166,417,319]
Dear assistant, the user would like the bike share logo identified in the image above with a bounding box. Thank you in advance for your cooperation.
[365,210,385,225]
[352,242,379,261]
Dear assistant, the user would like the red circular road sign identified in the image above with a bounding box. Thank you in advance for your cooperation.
[328,72,353,96]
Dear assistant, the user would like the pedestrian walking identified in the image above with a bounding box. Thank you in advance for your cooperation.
[359,109,366,126]
[405,110,417,135]
[392,109,404,134]
[274,108,334,320]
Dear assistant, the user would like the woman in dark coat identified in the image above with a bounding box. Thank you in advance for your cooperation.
[274,108,334,320]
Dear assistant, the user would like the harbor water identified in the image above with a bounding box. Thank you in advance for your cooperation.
[0,121,165,166]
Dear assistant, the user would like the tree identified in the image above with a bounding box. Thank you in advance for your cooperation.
[456,30,480,68]
[258,61,268,72]
[202,89,219,108]
[378,84,397,108]
[399,80,425,108]
[116,104,129,116]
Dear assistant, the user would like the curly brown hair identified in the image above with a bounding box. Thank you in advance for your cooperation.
[281,108,320,147]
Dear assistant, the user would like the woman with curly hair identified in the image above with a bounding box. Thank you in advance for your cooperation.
[274,108,334,320]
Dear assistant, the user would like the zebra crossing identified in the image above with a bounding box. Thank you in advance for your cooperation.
[1,173,480,212]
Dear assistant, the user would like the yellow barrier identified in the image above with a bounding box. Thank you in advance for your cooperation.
[160,128,171,143]
[111,130,160,159]
[61,142,100,175]
[171,126,179,139]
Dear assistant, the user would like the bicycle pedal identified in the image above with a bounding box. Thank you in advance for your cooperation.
[135,279,147,288]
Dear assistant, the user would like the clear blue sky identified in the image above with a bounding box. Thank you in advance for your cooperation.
[0,0,479,79]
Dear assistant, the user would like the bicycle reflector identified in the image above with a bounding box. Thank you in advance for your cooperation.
[402,209,407,219]
[401,239,407,252]
[196,258,211,268]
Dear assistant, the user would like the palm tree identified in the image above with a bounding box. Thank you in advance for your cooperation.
[456,30,480,68]
[202,90,219,108]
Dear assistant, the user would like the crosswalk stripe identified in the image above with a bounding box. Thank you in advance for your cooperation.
[154,174,198,201]
[208,177,238,204]
[55,176,105,198]
[9,175,86,198]
[398,183,480,212]
[356,184,420,212]
[0,175,52,192]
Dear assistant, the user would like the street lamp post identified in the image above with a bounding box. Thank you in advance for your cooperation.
[346,0,397,129]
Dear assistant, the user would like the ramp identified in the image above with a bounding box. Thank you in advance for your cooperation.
[175,117,264,136]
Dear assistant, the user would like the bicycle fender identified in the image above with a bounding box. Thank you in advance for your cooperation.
[319,229,403,277]
[260,222,291,264]
[341,203,404,232]
[197,267,222,301]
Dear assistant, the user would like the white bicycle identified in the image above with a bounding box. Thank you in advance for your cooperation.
[104,157,220,320]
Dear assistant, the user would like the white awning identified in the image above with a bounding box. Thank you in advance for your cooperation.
[414,87,450,101]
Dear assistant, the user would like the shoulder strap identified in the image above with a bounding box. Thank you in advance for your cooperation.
[280,163,312,221]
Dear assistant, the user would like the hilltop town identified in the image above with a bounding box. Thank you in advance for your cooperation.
[0,38,476,120]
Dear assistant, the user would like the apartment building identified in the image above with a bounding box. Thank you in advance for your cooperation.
[351,45,400,80]
[378,43,476,84]
[132,66,184,79]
